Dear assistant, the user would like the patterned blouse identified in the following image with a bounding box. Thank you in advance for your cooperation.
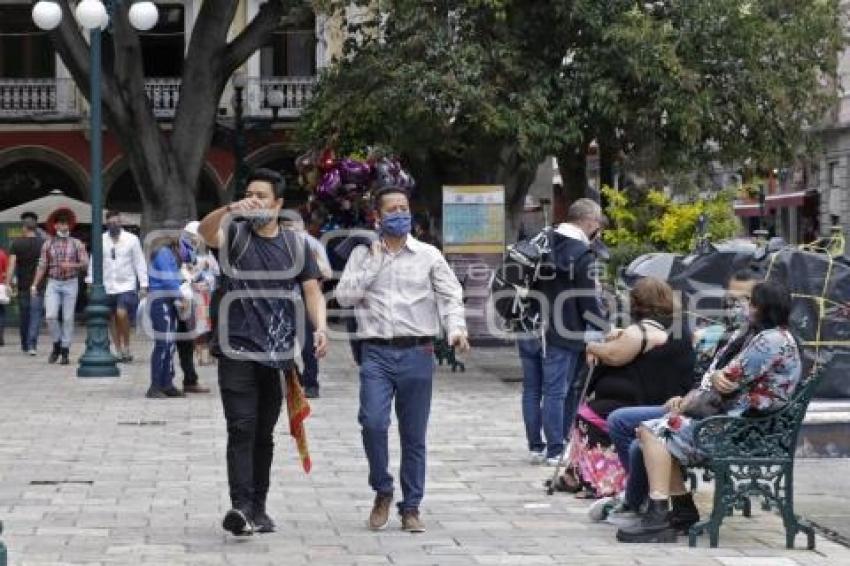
[719,327,802,416]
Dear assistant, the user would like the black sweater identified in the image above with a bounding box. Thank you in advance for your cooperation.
[536,231,606,351]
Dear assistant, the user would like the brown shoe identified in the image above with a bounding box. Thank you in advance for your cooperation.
[400,509,426,533]
[183,384,211,394]
[368,493,393,530]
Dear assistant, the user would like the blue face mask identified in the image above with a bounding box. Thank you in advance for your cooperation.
[179,236,197,264]
[380,212,412,238]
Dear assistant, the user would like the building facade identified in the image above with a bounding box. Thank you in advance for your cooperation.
[0,1,338,219]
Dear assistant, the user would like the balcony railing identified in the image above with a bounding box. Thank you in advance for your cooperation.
[144,78,182,118]
[0,78,78,119]
[0,75,317,121]
[243,77,318,118]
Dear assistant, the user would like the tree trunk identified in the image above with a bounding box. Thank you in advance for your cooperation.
[50,0,288,231]
[558,148,588,206]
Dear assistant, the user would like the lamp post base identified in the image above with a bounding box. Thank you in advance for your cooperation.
[0,520,7,566]
[77,285,120,378]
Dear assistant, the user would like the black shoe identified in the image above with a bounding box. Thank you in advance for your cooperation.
[253,506,276,534]
[48,342,61,364]
[59,348,70,365]
[304,386,320,399]
[162,387,185,398]
[669,493,700,533]
[222,507,254,536]
[616,499,678,543]
[145,387,167,399]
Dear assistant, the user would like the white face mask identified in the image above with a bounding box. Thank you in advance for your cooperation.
[56,229,70,238]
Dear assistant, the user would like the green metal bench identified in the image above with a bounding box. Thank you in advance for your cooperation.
[686,371,821,549]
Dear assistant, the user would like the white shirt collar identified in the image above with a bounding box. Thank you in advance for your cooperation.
[555,222,589,244]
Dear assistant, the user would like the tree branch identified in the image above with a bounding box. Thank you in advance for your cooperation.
[51,0,128,130]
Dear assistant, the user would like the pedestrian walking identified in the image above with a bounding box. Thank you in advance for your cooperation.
[336,185,469,534]
[174,221,213,394]
[198,168,328,537]
[0,245,8,346]
[290,217,332,399]
[32,209,88,365]
[5,212,45,354]
[146,233,187,398]
[86,210,148,362]
[518,198,606,466]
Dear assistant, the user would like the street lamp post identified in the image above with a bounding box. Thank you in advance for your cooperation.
[33,0,159,378]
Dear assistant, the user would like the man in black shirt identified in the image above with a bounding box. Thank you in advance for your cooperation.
[199,169,328,537]
[5,212,45,354]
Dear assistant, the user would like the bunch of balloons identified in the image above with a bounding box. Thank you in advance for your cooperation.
[295,147,416,200]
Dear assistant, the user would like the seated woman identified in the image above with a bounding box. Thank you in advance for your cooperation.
[557,277,695,498]
[617,280,801,543]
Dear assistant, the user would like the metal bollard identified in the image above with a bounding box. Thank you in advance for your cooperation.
[0,520,6,566]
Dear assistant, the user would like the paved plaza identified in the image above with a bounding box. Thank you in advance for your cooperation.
[0,336,849,565]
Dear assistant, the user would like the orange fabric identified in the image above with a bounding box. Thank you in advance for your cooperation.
[285,368,312,473]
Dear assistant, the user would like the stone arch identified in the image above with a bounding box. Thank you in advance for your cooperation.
[103,158,225,218]
[0,145,89,201]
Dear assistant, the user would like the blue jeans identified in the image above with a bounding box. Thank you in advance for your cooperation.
[149,297,177,390]
[607,405,667,509]
[44,278,78,347]
[18,293,43,351]
[518,338,581,459]
[359,342,434,512]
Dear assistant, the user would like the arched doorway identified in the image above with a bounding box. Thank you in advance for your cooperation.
[105,165,224,220]
[0,158,86,210]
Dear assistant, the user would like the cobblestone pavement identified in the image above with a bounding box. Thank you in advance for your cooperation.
[0,337,849,565]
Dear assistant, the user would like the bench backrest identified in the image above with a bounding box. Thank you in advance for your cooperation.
[698,370,822,462]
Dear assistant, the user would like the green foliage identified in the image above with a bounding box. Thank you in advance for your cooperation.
[301,1,845,210]
[601,185,739,255]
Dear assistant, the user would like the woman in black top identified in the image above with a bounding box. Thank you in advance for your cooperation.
[558,277,695,498]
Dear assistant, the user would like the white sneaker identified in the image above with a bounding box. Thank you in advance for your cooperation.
[546,454,564,467]
[27,349,37,356]
[529,450,546,465]
[588,496,617,522]
[605,500,642,527]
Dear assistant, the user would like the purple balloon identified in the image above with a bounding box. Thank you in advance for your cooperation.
[339,158,372,186]
[317,169,342,198]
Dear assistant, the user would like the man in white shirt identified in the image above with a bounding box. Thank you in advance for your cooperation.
[336,186,469,534]
[87,210,148,362]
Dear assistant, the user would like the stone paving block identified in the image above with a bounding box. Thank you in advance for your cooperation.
[1,340,849,564]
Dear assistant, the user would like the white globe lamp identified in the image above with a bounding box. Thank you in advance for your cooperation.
[128,2,159,31]
[75,0,107,30]
[32,1,63,31]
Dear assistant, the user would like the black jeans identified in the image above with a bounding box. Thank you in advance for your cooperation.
[218,357,284,511]
[176,318,198,386]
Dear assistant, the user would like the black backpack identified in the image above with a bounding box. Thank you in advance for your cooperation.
[489,228,554,332]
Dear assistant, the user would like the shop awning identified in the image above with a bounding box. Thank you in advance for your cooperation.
[733,190,809,217]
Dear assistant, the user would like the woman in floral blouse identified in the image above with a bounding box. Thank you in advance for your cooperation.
[617,280,802,544]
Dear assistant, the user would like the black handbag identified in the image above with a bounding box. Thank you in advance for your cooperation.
[680,388,725,419]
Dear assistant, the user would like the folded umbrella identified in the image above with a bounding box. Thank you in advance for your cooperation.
[285,368,312,473]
